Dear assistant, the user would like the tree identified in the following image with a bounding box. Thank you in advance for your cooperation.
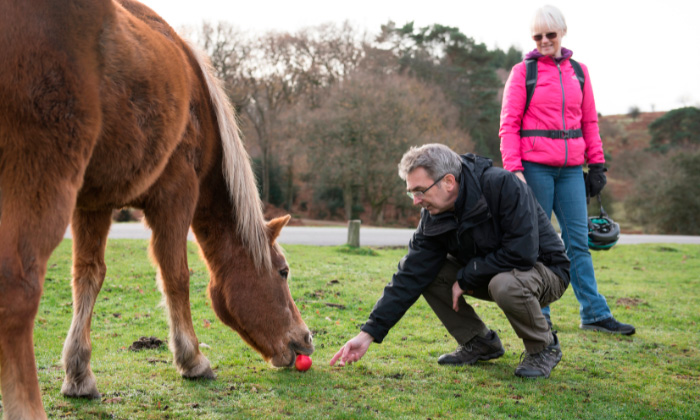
[627,106,641,121]
[625,150,700,234]
[374,22,515,162]
[197,22,366,204]
[302,71,470,223]
[492,46,524,71]
[648,107,700,153]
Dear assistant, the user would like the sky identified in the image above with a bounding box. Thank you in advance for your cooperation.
[140,0,699,116]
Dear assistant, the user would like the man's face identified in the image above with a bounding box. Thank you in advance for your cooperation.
[405,167,457,215]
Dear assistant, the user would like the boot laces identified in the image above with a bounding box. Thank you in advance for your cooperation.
[519,348,555,369]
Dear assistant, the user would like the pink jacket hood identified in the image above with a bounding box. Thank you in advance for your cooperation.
[499,48,605,171]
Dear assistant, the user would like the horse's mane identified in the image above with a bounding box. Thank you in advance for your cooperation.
[186,41,272,273]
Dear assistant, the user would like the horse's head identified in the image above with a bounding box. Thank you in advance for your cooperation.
[207,215,313,367]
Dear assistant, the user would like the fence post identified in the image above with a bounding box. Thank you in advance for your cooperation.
[347,219,361,247]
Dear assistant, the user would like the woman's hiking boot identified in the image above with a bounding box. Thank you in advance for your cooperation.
[580,317,635,335]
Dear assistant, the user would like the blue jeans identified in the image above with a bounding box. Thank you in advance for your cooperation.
[522,161,612,324]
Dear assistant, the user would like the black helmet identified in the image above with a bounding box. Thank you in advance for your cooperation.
[588,195,619,250]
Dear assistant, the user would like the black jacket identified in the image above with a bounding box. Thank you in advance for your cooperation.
[361,154,570,343]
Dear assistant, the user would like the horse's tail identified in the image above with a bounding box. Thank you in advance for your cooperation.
[186,41,272,272]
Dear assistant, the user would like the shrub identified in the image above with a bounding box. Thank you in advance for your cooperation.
[648,107,700,152]
[624,150,700,234]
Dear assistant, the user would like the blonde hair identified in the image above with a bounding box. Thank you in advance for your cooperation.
[531,5,567,36]
[187,40,272,272]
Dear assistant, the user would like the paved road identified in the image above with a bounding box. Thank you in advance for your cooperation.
[65,223,700,247]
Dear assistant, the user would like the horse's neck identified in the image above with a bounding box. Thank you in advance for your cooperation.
[191,169,252,269]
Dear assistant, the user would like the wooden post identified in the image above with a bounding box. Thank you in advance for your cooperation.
[347,219,361,247]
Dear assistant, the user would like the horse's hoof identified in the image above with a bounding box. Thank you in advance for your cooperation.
[183,367,216,380]
[181,356,216,380]
[61,377,101,399]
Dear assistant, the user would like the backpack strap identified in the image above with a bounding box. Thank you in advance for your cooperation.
[523,59,538,117]
[522,58,585,118]
[570,58,585,91]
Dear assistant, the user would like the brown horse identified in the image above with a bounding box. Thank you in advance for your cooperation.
[0,0,313,418]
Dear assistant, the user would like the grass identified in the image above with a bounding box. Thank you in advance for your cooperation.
[3,240,699,419]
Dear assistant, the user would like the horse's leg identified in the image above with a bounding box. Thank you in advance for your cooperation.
[61,209,112,398]
[145,168,215,380]
[0,177,86,420]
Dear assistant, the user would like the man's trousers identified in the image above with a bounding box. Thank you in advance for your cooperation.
[423,257,568,354]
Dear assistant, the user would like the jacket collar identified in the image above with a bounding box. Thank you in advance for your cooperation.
[525,47,573,63]
[419,154,493,236]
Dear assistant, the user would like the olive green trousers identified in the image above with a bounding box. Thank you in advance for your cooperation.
[423,258,568,354]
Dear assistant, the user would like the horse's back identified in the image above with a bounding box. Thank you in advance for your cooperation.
[0,0,221,214]
[0,0,209,209]
[76,0,199,206]
[0,1,113,168]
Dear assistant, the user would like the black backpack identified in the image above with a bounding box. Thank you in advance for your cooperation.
[523,58,585,116]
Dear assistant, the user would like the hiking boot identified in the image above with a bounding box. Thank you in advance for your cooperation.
[437,330,505,366]
[580,317,635,335]
[514,332,562,379]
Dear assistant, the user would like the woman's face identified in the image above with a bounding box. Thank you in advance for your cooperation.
[532,28,563,57]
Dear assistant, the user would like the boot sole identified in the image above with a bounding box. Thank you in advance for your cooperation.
[580,324,636,336]
[438,348,505,366]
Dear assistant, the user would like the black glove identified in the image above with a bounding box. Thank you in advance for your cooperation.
[586,164,607,197]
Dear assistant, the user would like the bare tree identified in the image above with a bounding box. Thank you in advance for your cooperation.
[302,71,470,223]
[196,22,367,205]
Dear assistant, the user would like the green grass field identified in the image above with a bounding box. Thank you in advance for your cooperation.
[4,240,699,419]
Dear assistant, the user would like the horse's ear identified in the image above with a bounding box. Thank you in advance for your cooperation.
[267,214,291,243]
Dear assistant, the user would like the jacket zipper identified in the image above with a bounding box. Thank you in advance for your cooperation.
[455,215,461,248]
[557,61,569,166]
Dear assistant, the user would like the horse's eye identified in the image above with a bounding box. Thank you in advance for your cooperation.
[279,269,289,280]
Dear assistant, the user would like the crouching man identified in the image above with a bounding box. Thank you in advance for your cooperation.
[331,144,570,378]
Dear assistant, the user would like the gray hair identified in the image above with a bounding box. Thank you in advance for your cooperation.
[398,143,462,181]
[531,5,567,36]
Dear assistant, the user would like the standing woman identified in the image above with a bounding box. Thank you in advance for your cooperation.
[499,5,634,335]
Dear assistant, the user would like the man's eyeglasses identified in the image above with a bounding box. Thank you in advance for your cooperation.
[406,174,446,200]
[532,32,557,41]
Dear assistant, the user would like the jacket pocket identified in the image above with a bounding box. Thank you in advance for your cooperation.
[470,225,498,255]
[521,120,542,154]
[523,137,537,154]
[567,137,587,164]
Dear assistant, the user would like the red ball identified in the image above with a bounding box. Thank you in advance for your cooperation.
[295,354,312,371]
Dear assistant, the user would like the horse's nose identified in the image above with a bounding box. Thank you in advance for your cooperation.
[304,331,313,347]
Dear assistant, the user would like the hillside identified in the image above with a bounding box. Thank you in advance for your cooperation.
[599,111,664,203]
[600,111,663,158]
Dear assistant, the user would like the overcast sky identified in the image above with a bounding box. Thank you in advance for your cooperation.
[140,0,699,116]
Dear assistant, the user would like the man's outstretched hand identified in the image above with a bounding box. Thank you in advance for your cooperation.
[330,331,374,367]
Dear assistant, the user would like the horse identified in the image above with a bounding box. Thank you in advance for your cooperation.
[0,1,314,418]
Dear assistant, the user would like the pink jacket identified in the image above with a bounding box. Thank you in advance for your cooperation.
[499,49,605,172]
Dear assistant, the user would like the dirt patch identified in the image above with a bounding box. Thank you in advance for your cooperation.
[129,336,166,351]
[616,297,646,307]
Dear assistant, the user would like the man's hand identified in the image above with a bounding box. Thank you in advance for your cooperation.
[330,331,374,367]
[451,281,466,312]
